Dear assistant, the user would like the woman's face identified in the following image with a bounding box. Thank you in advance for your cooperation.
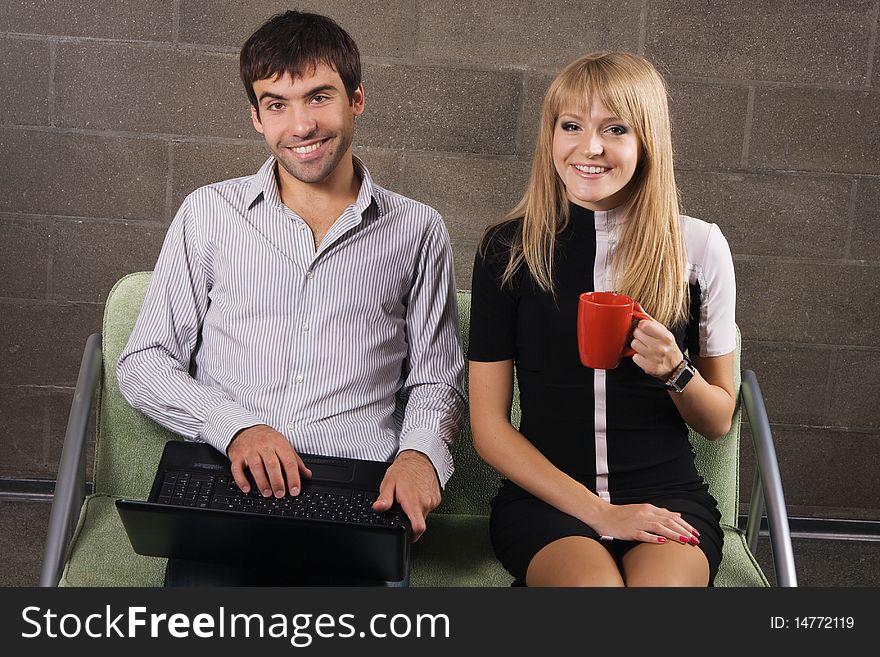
[552,98,641,212]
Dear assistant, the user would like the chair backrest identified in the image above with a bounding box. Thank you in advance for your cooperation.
[689,337,742,528]
[95,272,175,499]
[432,292,507,515]
[96,275,741,529]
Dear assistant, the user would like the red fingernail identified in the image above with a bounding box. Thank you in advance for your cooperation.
[657,537,666,543]
[692,529,700,537]
[690,537,699,545]
[679,536,688,543]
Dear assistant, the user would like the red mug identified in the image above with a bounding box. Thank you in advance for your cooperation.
[577,292,650,369]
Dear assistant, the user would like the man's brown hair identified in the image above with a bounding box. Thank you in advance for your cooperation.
[240,11,361,110]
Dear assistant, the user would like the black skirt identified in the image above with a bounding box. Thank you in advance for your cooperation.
[489,481,724,586]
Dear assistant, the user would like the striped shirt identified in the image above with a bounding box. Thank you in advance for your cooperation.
[117,156,465,486]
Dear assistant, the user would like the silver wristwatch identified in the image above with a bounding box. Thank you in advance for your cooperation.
[664,358,696,393]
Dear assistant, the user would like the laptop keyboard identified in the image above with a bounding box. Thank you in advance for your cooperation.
[155,471,405,528]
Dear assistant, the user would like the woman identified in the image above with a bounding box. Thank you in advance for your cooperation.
[468,52,737,587]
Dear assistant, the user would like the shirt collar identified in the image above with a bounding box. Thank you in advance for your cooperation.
[568,201,628,229]
[245,155,380,219]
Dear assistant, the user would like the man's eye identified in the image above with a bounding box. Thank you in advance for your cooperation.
[311,94,329,103]
[267,102,284,111]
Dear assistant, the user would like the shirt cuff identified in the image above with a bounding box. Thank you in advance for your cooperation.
[398,428,455,489]
[201,401,264,455]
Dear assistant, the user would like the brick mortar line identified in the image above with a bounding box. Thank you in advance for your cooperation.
[0,297,103,306]
[753,423,880,436]
[675,166,880,179]
[740,86,755,167]
[2,30,880,91]
[0,384,75,391]
[519,63,880,92]
[0,32,236,53]
[47,41,56,126]
[637,0,648,55]
[742,339,880,352]
[665,76,880,93]
[824,349,839,424]
[512,71,528,157]
[866,0,880,84]
[732,253,880,266]
[0,213,167,228]
[172,0,181,43]
[1,123,261,144]
[45,216,54,300]
[843,178,859,260]
[40,401,52,463]
[165,141,175,224]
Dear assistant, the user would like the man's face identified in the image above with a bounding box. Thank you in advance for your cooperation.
[250,63,364,186]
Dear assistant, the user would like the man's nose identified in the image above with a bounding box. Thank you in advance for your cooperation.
[289,107,318,138]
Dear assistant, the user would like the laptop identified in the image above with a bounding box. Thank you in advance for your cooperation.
[116,440,410,582]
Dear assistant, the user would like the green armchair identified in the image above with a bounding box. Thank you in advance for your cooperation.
[40,272,796,587]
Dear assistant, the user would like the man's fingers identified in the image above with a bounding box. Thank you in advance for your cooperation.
[279,451,303,496]
[295,452,313,480]
[263,454,286,498]
[398,496,427,542]
[372,477,396,511]
[247,457,272,497]
[230,460,251,494]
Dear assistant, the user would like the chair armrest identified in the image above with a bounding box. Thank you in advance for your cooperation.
[39,332,102,587]
[740,369,798,587]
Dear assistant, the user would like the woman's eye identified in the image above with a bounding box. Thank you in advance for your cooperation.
[607,125,628,135]
[561,122,580,132]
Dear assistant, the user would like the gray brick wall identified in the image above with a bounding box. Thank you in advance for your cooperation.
[1,1,877,521]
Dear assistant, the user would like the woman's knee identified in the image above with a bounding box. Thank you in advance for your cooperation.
[622,544,710,587]
[525,537,624,587]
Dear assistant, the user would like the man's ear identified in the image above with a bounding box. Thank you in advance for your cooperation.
[250,105,265,135]
[351,84,365,118]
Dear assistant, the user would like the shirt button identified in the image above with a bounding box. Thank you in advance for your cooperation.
[302,324,310,332]
[305,270,313,279]
[295,375,304,384]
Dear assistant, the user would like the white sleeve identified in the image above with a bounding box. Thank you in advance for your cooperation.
[697,224,737,357]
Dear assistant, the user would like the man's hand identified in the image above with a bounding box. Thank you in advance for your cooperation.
[372,450,441,542]
[227,424,311,498]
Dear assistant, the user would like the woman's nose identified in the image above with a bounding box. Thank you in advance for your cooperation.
[584,135,603,156]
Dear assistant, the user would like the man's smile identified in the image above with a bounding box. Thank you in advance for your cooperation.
[286,137,331,159]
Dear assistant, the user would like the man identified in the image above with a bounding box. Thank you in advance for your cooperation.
[117,11,465,585]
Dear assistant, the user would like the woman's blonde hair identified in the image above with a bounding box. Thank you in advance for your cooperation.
[493,51,688,328]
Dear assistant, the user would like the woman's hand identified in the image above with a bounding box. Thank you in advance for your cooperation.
[589,502,700,546]
[630,317,683,381]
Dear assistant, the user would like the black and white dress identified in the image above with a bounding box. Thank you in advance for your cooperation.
[468,202,737,584]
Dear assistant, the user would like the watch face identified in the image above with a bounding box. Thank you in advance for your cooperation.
[666,360,694,392]
[677,367,694,387]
